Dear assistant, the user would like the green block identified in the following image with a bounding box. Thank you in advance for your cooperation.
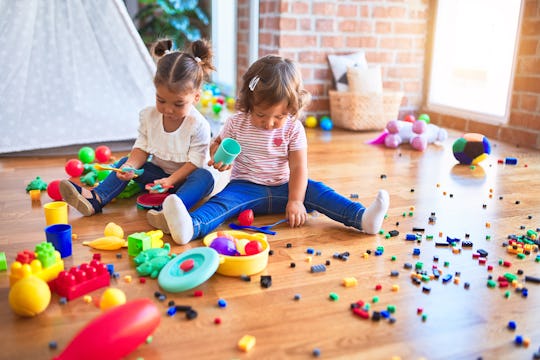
[127,232,151,257]
[504,273,518,282]
[487,279,497,288]
[329,292,339,301]
[0,252,6,271]
[35,242,57,268]
[387,305,396,313]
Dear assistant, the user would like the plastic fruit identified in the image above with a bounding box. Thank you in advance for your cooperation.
[238,209,254,226]
[104,222,124,238]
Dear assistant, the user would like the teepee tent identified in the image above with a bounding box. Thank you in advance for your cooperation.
[0,0,156,154]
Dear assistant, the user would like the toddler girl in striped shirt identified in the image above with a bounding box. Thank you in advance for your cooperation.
[147,54,389,244]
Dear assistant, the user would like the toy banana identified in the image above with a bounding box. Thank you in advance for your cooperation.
[83,236,127,250]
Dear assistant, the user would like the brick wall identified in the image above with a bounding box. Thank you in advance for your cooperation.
[236,0,540,149]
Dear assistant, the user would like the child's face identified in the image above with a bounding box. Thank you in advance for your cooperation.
[155,85,200,122]
[250,100,289,130]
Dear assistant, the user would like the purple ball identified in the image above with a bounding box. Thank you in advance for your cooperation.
[209,237,238,256]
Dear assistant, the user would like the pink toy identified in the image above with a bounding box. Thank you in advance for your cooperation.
[368,120,448,151]
[54,298,160,360]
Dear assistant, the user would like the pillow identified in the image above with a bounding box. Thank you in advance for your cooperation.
[347,65,383,94]
[327,51,368,91]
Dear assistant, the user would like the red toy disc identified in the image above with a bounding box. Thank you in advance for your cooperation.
[136,193,170,210]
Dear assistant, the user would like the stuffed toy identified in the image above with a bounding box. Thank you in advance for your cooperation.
[368,119,448,151]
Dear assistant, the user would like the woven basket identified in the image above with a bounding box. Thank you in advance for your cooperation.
[328,90,403,131]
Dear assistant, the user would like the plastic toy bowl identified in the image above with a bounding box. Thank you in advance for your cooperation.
[202,230,269,277]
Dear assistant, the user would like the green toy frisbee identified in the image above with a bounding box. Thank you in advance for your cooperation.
[158,247,220,293]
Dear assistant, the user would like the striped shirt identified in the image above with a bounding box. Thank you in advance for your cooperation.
[219,112,307,186]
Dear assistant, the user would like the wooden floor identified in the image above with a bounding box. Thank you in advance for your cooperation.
[1,127,539,360]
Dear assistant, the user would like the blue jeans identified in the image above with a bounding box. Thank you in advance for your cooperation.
[94,157,214,210]
[190,179,366,239]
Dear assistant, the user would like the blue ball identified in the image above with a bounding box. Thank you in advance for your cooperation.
[320,116,333,131]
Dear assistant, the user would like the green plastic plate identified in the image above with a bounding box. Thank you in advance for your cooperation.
[158,247,219,293]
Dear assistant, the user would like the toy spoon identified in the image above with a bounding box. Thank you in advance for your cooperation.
[228,219,288,235]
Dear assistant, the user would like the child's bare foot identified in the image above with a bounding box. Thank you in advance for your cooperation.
[362,190,389,234]
[59,180,102,216]
[146,209,170,234]
[162,195,193,245]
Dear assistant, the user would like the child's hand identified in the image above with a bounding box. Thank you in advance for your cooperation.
[116,166,136,181]
[150,178,174,193]
[208,159,233,172]
[286,201,307,228]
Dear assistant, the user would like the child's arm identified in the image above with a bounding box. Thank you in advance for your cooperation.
[286,148,309,227]
[117,148,149,181]
[153,162,198,190]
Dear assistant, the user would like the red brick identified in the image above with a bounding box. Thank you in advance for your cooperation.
[518,39,539,57]
[518,57,540,74]
[380,37,413,50]
[321,35,346,48]
[394,21,427,34]
[313,3,337,16]
[514,76,540,93]
[346,36,378,48]
[316,19,335,32]
[519,93,539,112]
[521,19,540,36]
[337,4,358,17]
[280,35,317,48]
[292,1,309,14]
[280,17,297,30]
[373,6,407,19]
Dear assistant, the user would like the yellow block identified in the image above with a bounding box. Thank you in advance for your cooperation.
[238,334,256,352]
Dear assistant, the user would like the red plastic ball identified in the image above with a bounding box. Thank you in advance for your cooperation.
[95,145,112,163]
[238,209,254,226]
[47,180,63,201]
[403,114,416,123]
[244,240,263,256]
[65,159,84,177]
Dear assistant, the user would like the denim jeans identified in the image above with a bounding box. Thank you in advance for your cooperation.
[190,179,366,239]
[93,157,214,210]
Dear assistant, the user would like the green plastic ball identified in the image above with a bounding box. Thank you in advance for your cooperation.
[78,147,95,164]
[417,113,430,123]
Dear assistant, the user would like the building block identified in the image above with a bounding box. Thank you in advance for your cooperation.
[50,259,110,300]
[127,232,152,257]
[0,252,6,271]
[237,335,256,352]
[9,242,64,286]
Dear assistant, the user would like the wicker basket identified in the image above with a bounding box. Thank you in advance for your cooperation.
[328,90,403,131]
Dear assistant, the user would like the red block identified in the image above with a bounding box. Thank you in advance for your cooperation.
[50,259,110,300]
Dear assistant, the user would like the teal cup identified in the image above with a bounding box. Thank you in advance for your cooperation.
[213,138,241,165]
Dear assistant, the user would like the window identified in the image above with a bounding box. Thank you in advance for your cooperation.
[426,0,523,124]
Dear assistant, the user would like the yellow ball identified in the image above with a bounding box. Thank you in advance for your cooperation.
[104,222,124,238]
[9,275,51,317]
[99,288,126,310]
[100,287,126,311]
[305,116,318,128]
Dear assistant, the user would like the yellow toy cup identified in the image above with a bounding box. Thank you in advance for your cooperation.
[203,230,269,276]
[43,201,68,225]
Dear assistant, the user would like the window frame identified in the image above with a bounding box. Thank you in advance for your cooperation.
[424,0,524,125]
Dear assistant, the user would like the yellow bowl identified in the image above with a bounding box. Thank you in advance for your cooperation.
[202,230,269,277]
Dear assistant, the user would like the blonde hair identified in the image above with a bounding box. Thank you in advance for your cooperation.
[150,38,215,93]
[236,55,311,118]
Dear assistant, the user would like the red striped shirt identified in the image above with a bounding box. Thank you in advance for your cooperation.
[219,112,307,185]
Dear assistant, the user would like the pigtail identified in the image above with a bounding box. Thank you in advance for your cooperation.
[150,39,173,62]
[190,39,215,79]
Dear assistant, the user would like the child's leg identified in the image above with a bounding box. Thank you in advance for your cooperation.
[173,168,214,210]
[304,180,389,234]
[157,180,268,244]
[60,157,131,216]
